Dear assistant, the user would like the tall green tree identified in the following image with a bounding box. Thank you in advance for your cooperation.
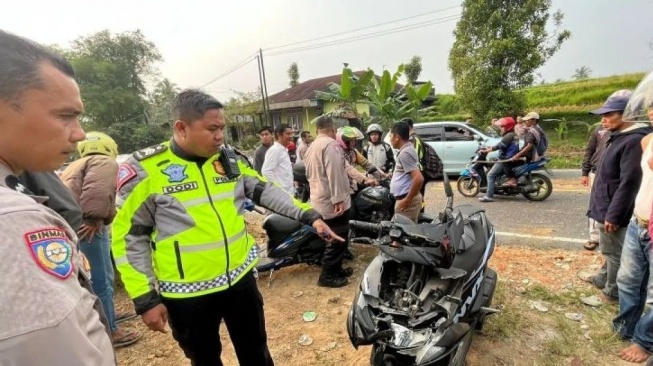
[66,29,162,128]
[572,66,592,80]
[315,65,374,118]
[448,0,570,123]
[287,62,300,87]
[404,55,423,84]
[148,78,180,125]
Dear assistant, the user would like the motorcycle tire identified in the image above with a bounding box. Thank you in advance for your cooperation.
[522,173,553,202]
[447,330,473,366]
[457,176,480,198]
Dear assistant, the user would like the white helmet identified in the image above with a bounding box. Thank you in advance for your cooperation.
[366,123,383,135]
[623,70,653,123]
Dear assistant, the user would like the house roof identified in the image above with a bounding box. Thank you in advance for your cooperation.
[268,71,369,105]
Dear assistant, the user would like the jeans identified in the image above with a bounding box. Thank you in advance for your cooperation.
[78,226,117,332]
[486,163,504,198]
[614,219,653,352]
[598,223,626,299]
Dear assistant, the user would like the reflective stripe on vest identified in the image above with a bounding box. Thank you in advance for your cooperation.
[159,246,258,294]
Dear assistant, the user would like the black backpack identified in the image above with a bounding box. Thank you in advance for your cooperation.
[417,137,444,181]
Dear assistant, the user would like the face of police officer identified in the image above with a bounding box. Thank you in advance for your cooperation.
[0,62,85,174]
[174,108,226,158]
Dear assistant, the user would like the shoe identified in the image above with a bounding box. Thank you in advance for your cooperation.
[478,196,494,202]
[583,241,599,251]
[343,249,355,261]
[318,274,349,288]
[112,329,142,349]
[337,267,354,278]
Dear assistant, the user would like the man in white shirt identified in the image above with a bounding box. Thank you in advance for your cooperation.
[262,124,295,195]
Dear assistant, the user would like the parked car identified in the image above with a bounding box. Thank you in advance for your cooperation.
[385,121,501,174]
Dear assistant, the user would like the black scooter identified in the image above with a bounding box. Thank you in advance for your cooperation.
[347,174,498,366]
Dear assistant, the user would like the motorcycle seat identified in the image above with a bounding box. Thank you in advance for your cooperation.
[263,214,303,244]
[451,220,487,275]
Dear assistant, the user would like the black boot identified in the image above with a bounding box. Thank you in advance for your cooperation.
[337,267,354,277]
[318,270,349,288]
[343,248,355,261]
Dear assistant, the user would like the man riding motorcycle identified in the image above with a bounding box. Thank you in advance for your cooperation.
[336,126,385,190]
[362,123,395,173]
[478,117,519,202]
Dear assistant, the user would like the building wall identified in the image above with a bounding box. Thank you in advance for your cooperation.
[323,102,370,118]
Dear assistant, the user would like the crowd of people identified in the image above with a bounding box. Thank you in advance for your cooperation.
[2,27,653,366]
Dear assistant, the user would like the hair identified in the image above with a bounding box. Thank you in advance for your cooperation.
[315,115,334,130]
[300,130,310,139]
[274,124,291,138]
[0,30,75,109]
[400,117,415,128]
[391,121,411,140]
[172,89,224,123]
[259,126,272,134]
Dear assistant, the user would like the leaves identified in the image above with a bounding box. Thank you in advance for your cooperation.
[288,62,300,87]
[404,55,422,84]
[448,0,571,123]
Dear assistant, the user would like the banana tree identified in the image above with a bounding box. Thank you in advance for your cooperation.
[315,66,374,119]
[365,65,435,129]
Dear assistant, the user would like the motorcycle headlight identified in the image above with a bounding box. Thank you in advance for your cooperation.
[390,323,432,349]
[415,345,446,365]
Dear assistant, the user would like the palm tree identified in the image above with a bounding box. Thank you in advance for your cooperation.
[572,66,592,80]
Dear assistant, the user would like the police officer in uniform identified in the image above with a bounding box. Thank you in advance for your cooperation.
[0,30,115,365]
[111,89,343,366]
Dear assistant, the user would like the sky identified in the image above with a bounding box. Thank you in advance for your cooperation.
[3,0,653,100]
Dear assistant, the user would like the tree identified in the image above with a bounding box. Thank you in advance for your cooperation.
[404,55,423,84]
[572,66,592,80]
[66,30,163,129]
[315,65,374,119]
[366,65,435,129]
[224,91,262,148]
[448,0,571,123]
[148,78,180,125]
[288,62,300,87]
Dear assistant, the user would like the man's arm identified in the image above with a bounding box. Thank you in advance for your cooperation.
[402,149,424,202]
[261,147,279,184]
[581,129,599,176]
[512,142,533,160]
[604,144,645,226]
[111,159,160,315]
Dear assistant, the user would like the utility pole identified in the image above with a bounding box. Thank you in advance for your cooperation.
[256,54,268,125]
[259,48,272,127]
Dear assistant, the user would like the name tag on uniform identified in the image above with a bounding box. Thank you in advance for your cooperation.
[213,176,237,184]
[163,182,198,194]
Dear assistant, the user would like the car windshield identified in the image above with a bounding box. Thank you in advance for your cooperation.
[467,123,499,138]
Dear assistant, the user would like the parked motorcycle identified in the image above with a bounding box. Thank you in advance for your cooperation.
[456,150,553,201]
[347,174,498,366]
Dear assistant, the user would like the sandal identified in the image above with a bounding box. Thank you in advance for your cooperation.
[112,329,142,349]
[115,311,137,325]
[583,241,599,251]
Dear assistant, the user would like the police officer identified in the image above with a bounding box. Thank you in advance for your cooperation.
[0,30,115,364]
[111,89,343,366]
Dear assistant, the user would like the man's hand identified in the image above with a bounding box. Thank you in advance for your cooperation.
[364,177,378,186]
[142,304,168,333]
[333,202,345,216]
[604,221,619,233]
[580,176,590,186]
[312,219,345,243]
[77,220,102,241]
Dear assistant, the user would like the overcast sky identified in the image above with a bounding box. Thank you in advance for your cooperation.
[3,0,652,100]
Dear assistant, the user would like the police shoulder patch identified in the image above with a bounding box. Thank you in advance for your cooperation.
[24,228,74,279]
[117,164,137,191]
[133,144,167,161]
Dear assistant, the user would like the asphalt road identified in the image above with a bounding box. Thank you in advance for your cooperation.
[422,172,591,250]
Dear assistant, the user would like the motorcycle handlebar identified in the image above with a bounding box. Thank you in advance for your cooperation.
[349,220,383,234]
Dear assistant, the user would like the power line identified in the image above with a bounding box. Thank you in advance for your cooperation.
[263,5,460,52]
[199,52,258,88]
[265,14,461,57]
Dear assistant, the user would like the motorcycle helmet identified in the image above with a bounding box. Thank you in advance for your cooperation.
[336,126,364,150]
[497,117,515,133]
[366,123,383,136]
[623,70,653,123]
[77,132,119,159]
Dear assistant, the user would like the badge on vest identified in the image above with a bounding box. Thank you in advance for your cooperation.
[117,164,137,191]
[134,144,167,161]
[162,164,188,183]
[163,182,198,194]
[212,161,237,184]
[24,228,73,280]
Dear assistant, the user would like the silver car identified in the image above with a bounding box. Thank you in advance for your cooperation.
[386,121,501,174]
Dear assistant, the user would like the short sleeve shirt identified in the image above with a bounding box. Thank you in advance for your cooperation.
[390,143,419,197]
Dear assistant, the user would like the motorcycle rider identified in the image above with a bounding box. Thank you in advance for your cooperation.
[478,117,519,202]
[336,126,383,189]
[362,123,395,173]
[503,119,538,187]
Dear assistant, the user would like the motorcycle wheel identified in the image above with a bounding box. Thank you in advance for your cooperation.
[457,176,480,197]
[448,330,473,366]
[522,173,553,201]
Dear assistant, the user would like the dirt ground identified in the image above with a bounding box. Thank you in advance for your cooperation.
[114,203,644,366]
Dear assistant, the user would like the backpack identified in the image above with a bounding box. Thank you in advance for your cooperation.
[530,126,548,157]
[416,137,444,181]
